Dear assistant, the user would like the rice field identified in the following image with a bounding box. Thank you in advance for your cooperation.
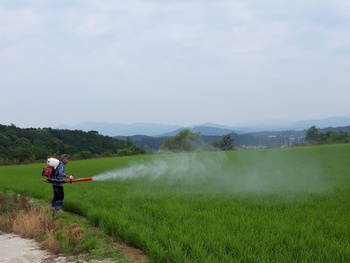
[1,144,350,262]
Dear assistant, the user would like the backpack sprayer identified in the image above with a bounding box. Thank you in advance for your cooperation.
[42,157,93,184]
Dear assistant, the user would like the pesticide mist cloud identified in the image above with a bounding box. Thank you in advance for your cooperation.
[93,154,218,182]
[92,152,328,195]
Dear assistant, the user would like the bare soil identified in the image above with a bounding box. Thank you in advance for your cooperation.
[0,231,148,263]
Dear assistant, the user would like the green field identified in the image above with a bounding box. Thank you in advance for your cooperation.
[1,144,350,262]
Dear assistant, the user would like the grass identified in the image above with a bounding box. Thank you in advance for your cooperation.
[1,144,350,262]
[0,191,131,261]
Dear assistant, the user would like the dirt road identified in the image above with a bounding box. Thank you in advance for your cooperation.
[0,231,115,263]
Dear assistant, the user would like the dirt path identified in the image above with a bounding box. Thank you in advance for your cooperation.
[0,232,65,263]
[0,231,147,263]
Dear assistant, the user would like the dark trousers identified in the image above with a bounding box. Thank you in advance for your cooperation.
[52,185,64,210]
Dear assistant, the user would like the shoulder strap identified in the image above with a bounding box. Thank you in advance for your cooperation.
[53,162,62,179]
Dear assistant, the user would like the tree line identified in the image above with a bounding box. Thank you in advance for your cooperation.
[160,129,234,152]
[160,126,350,152]
[0,124,145,165]
[305,126,350,144]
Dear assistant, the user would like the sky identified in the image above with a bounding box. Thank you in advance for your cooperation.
[1,0,350,128]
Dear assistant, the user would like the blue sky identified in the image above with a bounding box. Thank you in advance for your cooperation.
[1,0,349,128]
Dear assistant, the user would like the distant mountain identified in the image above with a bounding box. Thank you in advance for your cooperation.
[232,115,350,132]
[56,115,350,137]
[232,119,293,133]
[158,125,239,137]
[199,122,238,130]
[56,122,182,137]
[285,116,350,131]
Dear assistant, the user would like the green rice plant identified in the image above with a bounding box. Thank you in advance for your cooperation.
[1,145,350,262]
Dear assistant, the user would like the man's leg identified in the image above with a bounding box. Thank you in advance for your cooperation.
[52,186,64,211]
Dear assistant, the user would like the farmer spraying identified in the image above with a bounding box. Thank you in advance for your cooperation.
[51,154,73,212]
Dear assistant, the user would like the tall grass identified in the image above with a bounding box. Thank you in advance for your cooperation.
[0,193,126,260]
[1,145,350,262]
[0,193,64,252]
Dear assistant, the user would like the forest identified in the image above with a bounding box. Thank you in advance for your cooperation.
[0,124,145,165]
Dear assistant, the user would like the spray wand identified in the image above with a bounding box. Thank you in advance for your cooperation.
[46,177,93,184]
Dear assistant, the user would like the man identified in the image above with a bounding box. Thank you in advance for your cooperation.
[51,154,73,212]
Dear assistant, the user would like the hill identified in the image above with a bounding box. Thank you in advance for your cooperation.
[0,124,143,165]
[158,125,242,137]
[57,122,182,137]
[56,115,350,137]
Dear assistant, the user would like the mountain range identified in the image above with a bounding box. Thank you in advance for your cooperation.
[56,115,350,137]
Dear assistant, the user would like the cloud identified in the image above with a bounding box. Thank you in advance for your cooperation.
[0,0,349,127]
